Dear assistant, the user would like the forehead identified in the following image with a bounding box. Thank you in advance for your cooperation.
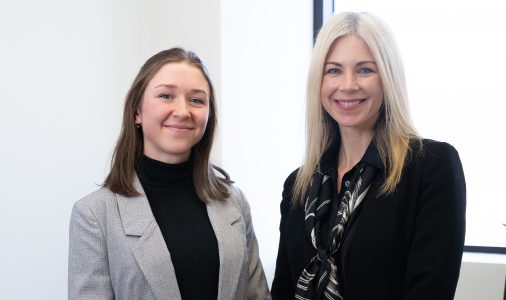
[325,35,375,62]
[148,62,209,90]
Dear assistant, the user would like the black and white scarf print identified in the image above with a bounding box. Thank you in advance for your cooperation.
[295,162,377,300]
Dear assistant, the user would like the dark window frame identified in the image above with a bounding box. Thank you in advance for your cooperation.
[313,0,324,42]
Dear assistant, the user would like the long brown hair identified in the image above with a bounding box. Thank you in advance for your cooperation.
[104,48,232,201]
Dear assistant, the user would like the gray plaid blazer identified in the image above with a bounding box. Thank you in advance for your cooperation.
[68,175,270,300]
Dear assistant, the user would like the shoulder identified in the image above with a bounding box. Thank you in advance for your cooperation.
[412,139,463,170]
[71,186,117,222]
[75,186,115,208]
[420,139,460,158]
[226,184,247,206]
[280,168,300,214]
[409,139,465,191]
[282,168,299,198]
[224,184,253,217]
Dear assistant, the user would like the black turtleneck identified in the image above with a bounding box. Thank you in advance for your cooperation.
[136,155,219,300]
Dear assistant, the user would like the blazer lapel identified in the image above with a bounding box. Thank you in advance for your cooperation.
[207,197,245,300]
[117,176,182,300]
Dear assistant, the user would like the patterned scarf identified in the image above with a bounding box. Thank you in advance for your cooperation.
[295,162,377,300]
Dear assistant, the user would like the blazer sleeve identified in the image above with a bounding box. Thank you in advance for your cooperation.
[68,200,114,300]
[403,142,466,299]
[235,188,271,300]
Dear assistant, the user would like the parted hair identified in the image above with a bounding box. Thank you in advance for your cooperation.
[292,12,420,205]
[104,47,232,202]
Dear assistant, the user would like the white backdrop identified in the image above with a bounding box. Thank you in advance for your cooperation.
[5,1,502,299]
[220,0,312,283]
[0,0,311,298]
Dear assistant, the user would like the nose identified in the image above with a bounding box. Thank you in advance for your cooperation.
[173,98,191,118]
[341,71,359,91]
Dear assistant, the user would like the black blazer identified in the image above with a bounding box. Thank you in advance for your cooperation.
[271,139,466,300]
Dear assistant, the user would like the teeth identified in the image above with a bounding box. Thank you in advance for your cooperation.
[338,100,362,107]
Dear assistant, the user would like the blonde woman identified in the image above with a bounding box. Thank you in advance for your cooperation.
[271,12,465,300]
[69,48,270,299]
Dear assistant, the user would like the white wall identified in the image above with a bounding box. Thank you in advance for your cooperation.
[2,1,503,299]
[220,0,312,284]
[456,254,506,300]
[0,0,221,298]
[0,0,309,297]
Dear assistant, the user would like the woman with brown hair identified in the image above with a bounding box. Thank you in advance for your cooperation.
[68,48,270,299]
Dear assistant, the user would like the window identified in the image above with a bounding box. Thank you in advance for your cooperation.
[316,0,506,250]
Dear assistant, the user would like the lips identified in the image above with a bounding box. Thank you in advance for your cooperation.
[334,99,366,108]
[164,124,194,131]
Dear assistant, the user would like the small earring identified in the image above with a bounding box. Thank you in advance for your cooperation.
[136,123,141,128]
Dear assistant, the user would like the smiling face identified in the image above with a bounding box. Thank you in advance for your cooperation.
[321,35,384,134]
[135,62,210,164]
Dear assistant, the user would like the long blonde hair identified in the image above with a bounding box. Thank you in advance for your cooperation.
[292,12,420,205]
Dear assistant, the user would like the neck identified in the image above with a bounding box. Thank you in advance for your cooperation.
[337,127,374,172]
[136,154,194,187]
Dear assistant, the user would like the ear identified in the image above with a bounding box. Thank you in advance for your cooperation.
[134,110,141,124]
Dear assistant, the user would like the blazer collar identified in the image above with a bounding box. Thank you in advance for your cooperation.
[116,175,182,299]
[116,175,245,300]
[320,137,383,173]
[206,192,245,300]
[117,175,153,236]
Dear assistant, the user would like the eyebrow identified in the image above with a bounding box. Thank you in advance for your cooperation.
[325,61,377,67]
[154,84,208,96]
